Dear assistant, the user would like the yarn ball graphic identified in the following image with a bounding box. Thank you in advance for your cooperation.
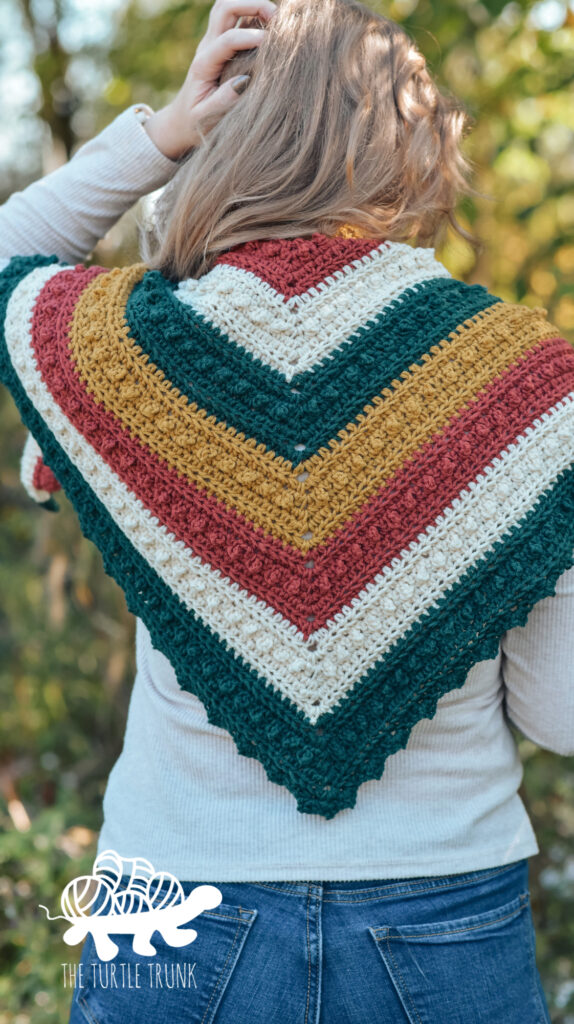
[39,849,222,960]
[60,850,182,918]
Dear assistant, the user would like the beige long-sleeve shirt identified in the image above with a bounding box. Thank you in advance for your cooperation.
[1,107,572,880]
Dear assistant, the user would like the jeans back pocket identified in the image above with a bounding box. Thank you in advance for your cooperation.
[71,901,257,1024]
[368,892,550,1024]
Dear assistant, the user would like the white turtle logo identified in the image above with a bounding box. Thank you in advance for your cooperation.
[39,849,222,961]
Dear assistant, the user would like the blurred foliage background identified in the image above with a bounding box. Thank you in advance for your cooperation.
[0,0,573,1019]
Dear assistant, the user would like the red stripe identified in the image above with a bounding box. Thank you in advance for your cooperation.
[313,339,574,621]
[215,234,383,300]
[29,265,574,636]
[33,455,61,493]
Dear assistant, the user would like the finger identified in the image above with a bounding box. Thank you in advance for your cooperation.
[210,76,251,114]
[189,75,251,137]
[208,0,276,37]
[192,27,265,79]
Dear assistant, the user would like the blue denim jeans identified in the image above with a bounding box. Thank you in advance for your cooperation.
[68,858,550,1024]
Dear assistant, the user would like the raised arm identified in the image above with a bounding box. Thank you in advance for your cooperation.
[501,561,574,756]
[0,0,276,268]
[0,108,179,267]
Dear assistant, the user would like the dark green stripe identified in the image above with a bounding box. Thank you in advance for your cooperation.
[126,273,502,465]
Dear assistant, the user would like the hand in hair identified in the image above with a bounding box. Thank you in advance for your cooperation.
[144,0,276,161]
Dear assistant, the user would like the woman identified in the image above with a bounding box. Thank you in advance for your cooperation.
[1,0,573,1020]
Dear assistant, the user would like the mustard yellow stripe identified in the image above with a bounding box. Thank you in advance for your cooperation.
[68,266,558,551]
[306,301,558,539]
[69,266,308,544]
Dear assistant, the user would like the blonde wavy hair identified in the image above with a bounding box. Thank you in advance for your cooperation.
[147,0,483,280]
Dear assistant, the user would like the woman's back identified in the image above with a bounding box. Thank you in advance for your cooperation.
[4,226,574,878]
[1,0,573,1017]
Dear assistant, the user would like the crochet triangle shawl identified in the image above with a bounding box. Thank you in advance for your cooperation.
[2,235,574,818]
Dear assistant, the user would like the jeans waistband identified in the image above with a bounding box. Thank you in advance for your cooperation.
[172,859,530,902]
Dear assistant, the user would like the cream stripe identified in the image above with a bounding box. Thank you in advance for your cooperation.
[175,241,452,380]
[315,397,574,716]
[8,265,574,725]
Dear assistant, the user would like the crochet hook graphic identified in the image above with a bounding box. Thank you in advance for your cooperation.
[39,849,223,961]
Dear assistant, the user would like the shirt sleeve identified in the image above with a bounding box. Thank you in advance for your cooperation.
[0,105,178,267]
[501,560,574,756]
